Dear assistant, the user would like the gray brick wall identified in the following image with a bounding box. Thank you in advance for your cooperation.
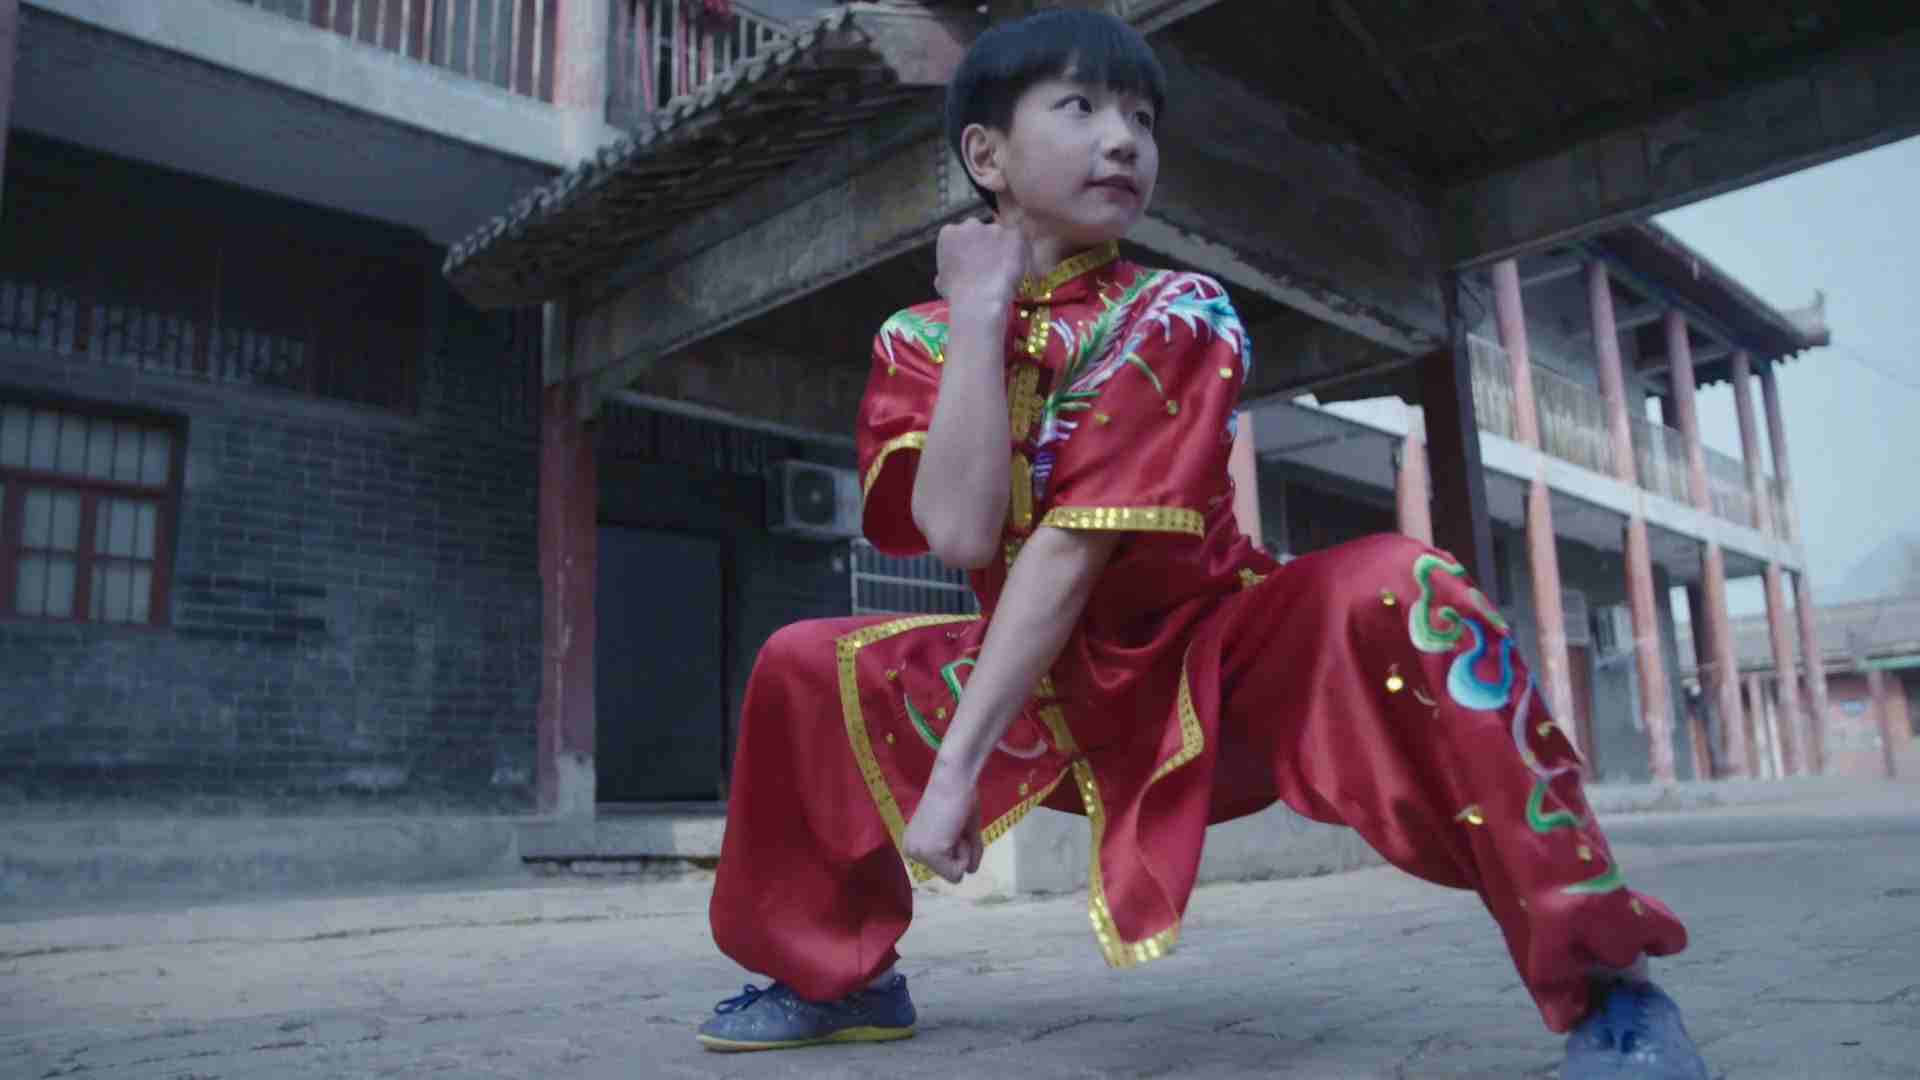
[0,281,542,811]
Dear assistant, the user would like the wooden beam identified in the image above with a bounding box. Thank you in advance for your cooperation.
[1519,260,1584,289]
[1421,272,1498,596]
[576,131,972,415]
[1035,0,1234,35]
[575,43,1451,414]
[1448,30,1920,265]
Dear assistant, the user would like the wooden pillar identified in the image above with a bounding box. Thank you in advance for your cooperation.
[0,0,17,208]
[1764,364,1830,773]
[539,379,599,817]
[1422,271,1498,595]
[1792,571,1830,773]
[1395,411,1433,544]
[1491,259,1576,748]
[1664,310,1748,776]
[1682,585,1715,778]
[1228,411,1264,548]
[1868,668,1902,780]
[1589,261,1676,782]
[1731,351,1803,774]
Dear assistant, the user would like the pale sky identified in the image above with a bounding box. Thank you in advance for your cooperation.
[1655,134,1920,613]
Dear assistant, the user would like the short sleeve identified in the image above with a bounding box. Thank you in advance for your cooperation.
[855,305,948,556]
[1039,275,1251,537]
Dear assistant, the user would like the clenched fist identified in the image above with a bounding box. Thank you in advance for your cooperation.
[934,216,1028,310]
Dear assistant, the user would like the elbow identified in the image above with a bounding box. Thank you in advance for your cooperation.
[931,535,998,571]
[912,501,999,570]
[922,519,999,570]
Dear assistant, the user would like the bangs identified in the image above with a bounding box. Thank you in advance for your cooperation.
[945,10,1168,207]
[991,11,1166,111]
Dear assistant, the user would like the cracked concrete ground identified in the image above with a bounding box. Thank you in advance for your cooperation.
[3,789,1917,1079]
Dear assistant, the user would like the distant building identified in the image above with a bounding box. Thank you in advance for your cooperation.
[1678,596,1920,780]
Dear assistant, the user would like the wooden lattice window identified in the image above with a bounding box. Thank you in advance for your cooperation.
[0,402,180,625]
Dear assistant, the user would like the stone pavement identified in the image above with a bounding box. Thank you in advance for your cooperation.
[3,787,1917,1080]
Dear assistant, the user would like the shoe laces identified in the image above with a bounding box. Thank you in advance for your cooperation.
[714,982,781,1014]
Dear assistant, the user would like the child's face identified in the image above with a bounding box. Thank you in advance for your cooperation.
[991,74,1158,249]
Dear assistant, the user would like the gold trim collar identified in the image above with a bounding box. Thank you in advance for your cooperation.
[1017,241,1121,302]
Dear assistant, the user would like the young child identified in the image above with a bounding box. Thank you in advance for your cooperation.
[698,11,1708,1077]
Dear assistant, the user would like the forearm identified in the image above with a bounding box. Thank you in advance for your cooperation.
[934,526,1120,784]
[912,302,1011,568]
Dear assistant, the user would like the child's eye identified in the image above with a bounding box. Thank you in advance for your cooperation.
[1135,110,1156,131]
[1059,94,1093,113]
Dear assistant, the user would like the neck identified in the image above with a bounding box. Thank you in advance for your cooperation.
[998,205,1102,280]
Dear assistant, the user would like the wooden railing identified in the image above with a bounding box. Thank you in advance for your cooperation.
[234,0,560,100]
[1466,335,1784,533]
[607,0,791,127]
[230,1,794,124]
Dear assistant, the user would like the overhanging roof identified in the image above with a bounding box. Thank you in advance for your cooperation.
[1593,222,1830,380]
[443,7,940,308]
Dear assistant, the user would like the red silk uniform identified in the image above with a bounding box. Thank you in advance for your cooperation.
[709,244,1686,1033]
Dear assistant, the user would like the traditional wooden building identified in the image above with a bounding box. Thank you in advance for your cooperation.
[3,1,1918,881]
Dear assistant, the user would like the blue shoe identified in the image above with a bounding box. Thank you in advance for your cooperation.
[1563,980,1709,1079]
[695,974,917,1052]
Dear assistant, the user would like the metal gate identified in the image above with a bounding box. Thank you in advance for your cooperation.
[849,538,976,617]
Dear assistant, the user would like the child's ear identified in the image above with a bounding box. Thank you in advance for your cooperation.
[960,123,1008,197]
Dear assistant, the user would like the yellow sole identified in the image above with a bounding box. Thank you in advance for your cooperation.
[696,1026,916,1052]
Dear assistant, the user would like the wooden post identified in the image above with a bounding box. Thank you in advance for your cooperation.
[539,378,599,817]
[1422,270,1497,596]
[1394,417,1434,545]
[1589,261,1676,782]
[1664,310,1748,776]
[1491,259,1575,747]
[1763,363,1830,774]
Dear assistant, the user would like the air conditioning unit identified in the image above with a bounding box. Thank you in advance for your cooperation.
[1592,603,1635,657]
[768,460,863,540]
[1562,589,1592,647]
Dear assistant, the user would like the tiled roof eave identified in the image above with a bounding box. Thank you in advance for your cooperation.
[443,7,930,308]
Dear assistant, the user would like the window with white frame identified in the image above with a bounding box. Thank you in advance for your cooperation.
[0,402,179,624]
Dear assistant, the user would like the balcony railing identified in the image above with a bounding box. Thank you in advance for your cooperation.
[608,0,791,127]
[1704,446,1756,529]
[236,0,560,100]
[230,0,792,120]
[1466,335,1789,534]
[1629,414,1691,506]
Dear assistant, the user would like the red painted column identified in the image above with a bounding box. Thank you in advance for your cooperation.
[539,380,599,816]
[1731,351,1803,775]
[0,0,17,208]
[1228,411,1265,549]
[1792,571,1829,773]
[1763,365,1829,774]
[1664,311,1748,776]
[1491,260,1576,751]
[1589,262,1677,782]
[1395,412,1433,545]
[1869,668,1902,780]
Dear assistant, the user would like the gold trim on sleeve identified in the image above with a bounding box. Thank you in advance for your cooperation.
[836,615,1067,885]
[1040,506,1205,535]
[863,431,928,498]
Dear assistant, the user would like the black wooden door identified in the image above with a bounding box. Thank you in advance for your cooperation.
[595,527,725,802]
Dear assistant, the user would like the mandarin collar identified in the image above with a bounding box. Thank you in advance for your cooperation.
[1015,241,1122,305]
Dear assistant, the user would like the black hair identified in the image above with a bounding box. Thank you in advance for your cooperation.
[944,10,1168,210]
